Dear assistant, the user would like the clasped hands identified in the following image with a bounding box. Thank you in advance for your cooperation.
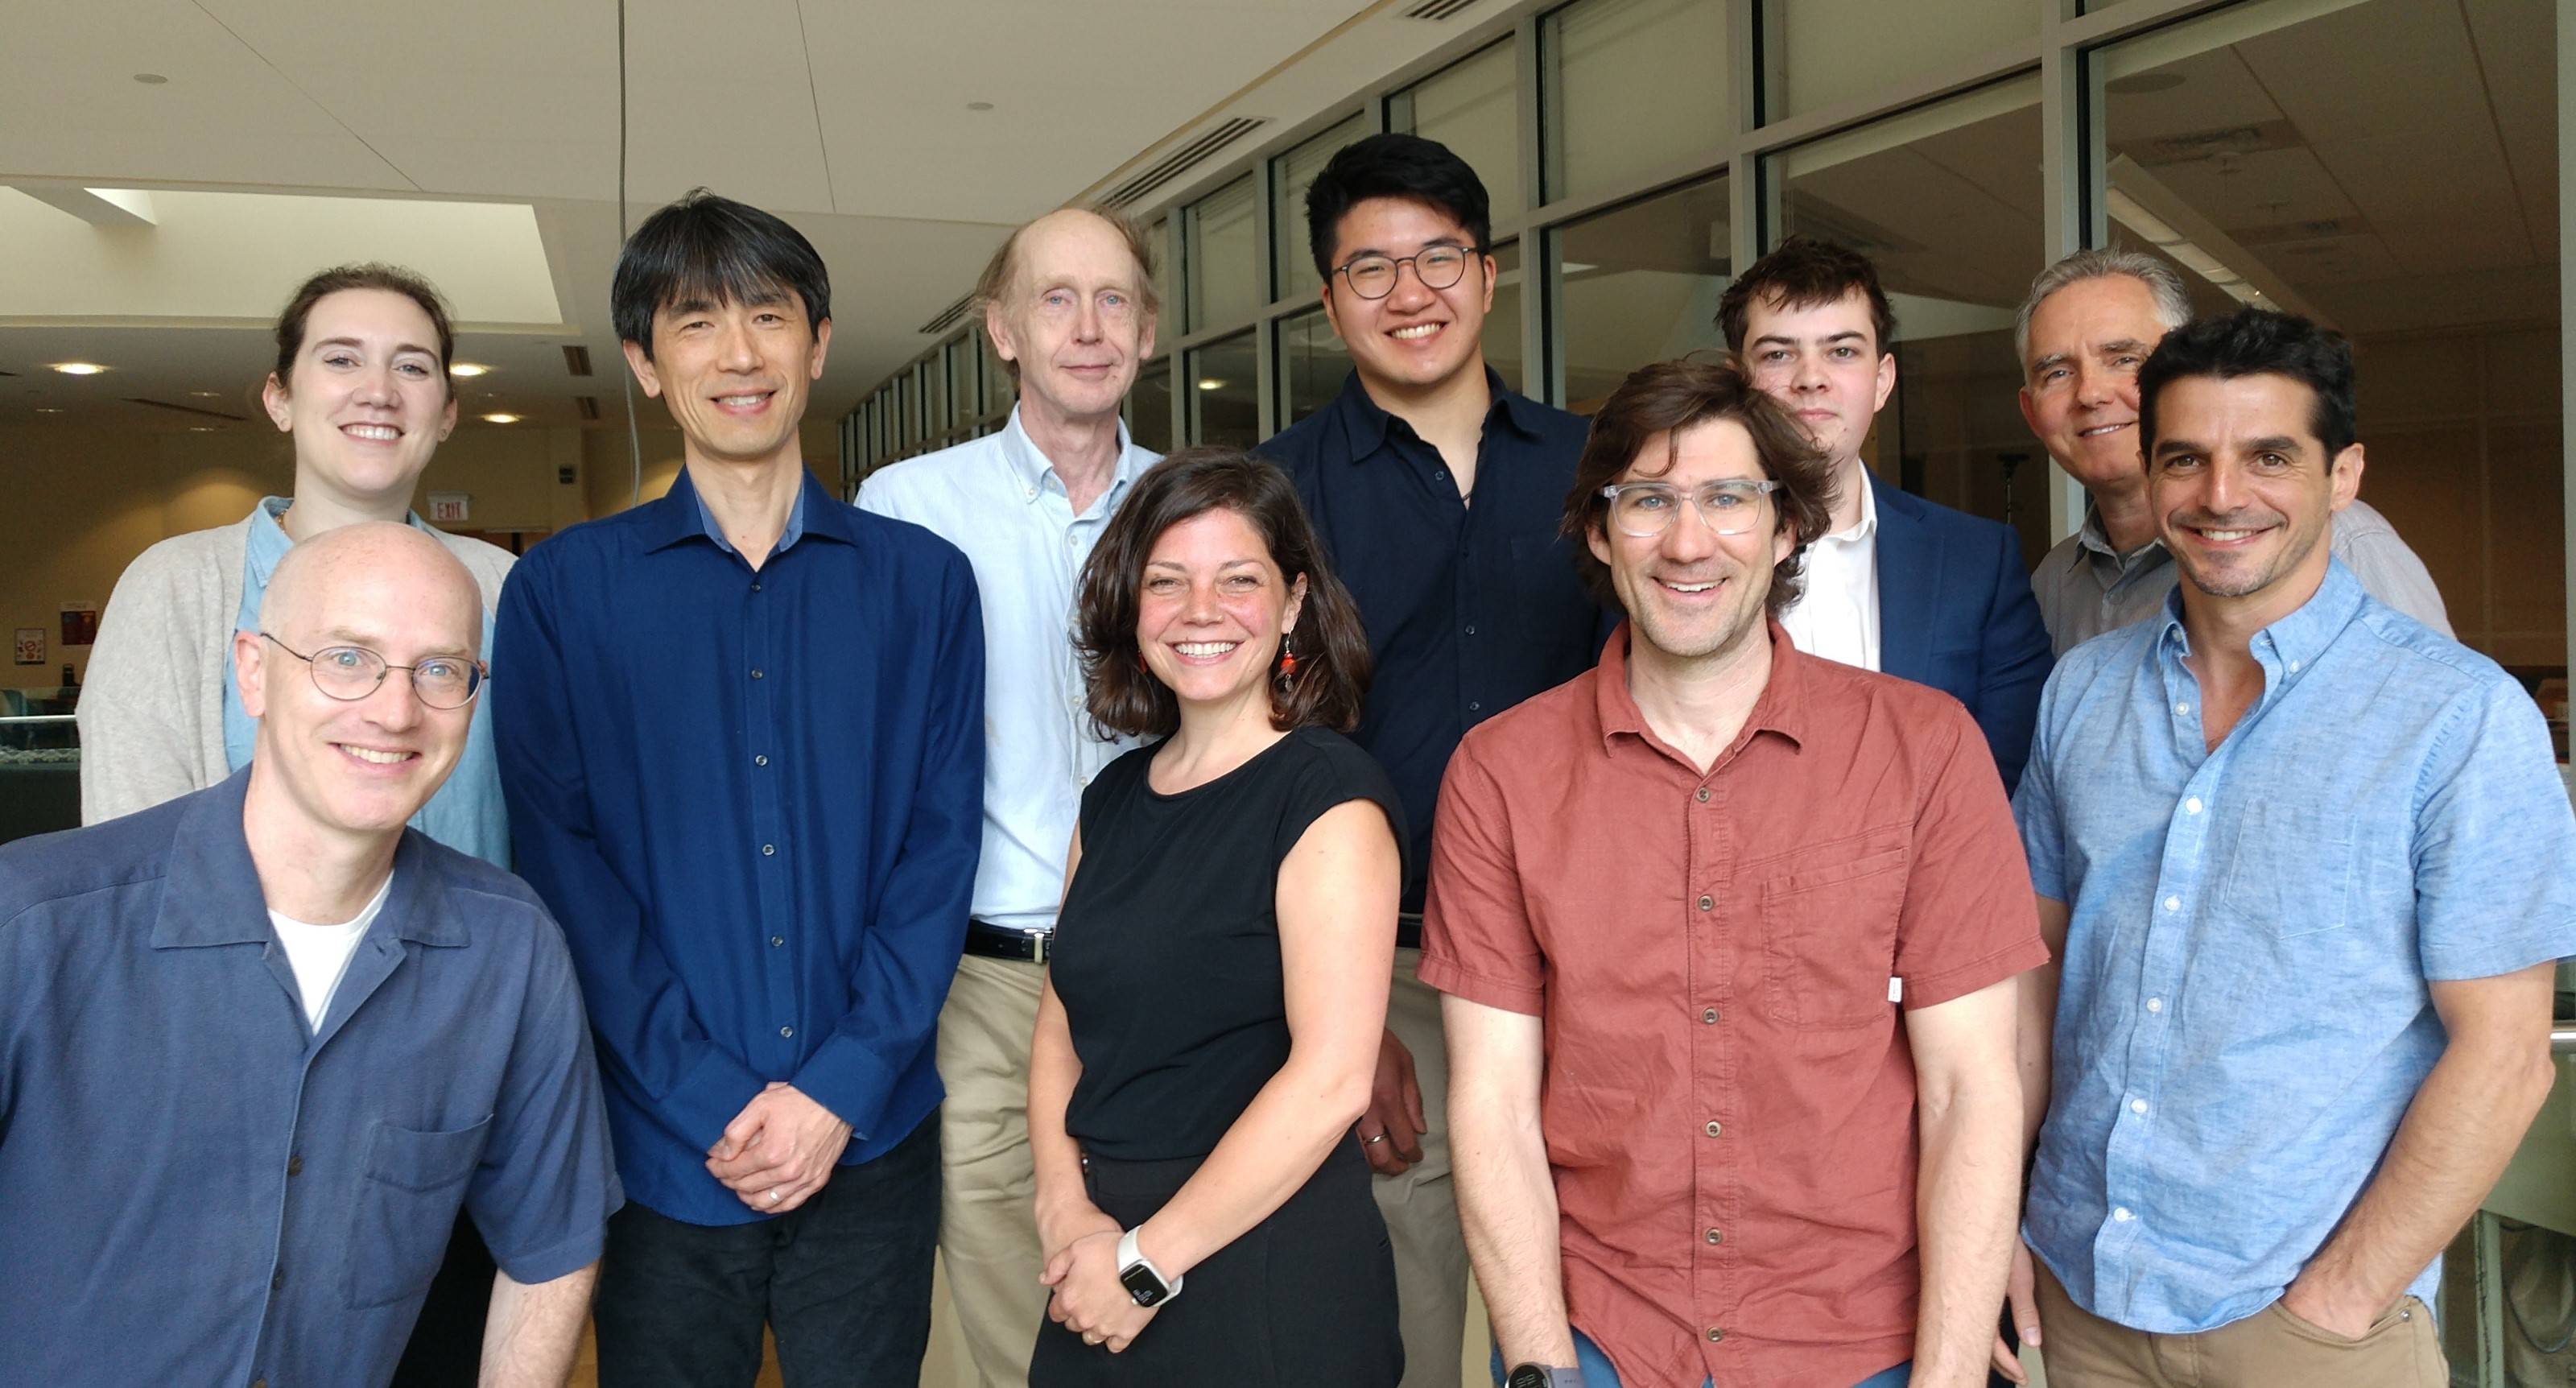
[706,1080,852,1215]
[1039,1203,1158,1353]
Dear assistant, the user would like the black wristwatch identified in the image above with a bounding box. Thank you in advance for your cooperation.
[1115,1228,1182,1307]
[1505,1365,1584,1388]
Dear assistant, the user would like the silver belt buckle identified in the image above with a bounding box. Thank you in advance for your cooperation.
[1030,931,1048,965]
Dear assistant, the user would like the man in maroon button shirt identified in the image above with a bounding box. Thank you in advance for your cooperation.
[1424,356,2043,1388]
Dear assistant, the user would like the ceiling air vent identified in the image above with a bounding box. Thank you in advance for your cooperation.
[1402,0,1481,19]
[1102,117,1269,209]
[126,397,245,421]
[917,294,973,337]
[562,345,592,377]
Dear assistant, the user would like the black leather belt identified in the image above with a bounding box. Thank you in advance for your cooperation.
[965,919,1050,964]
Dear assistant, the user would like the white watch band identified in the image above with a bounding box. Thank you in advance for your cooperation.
[1116,1228,1182,1298]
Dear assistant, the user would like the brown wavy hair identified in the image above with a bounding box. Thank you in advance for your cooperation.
[1561,353,1839,618]
[271,263,456,400]
[1076,448,1370,737]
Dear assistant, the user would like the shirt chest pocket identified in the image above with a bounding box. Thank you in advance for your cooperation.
[1757,835,1908,1030]
[346,1116,490,1309]
[2217,802,2362,939]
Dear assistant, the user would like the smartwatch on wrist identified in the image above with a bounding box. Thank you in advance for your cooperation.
[1504,1365,1584,1388]
[1115,1228,1182,1307]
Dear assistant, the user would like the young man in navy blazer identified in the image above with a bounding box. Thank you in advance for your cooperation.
[1719,237,2051,791]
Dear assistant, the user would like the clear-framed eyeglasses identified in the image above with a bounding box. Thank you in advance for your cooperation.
[1600,479,1783,538]
[260,633,486,709]
[1332,245,1483,300]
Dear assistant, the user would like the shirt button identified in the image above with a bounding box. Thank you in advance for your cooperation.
[1468,700,1481,713]
[1707,1327,1725,1343]
[1697,895,1714,911]
[762,844,777,857]
[1701,1007,1719,1024]
[770,936,786,948]
[287,1155,303,1177]
[2289,659,2301,673]
[1463,624,1476,636]
[2146,997,2165,1014]
[2185,797,2202,814]
[780,1025,795,1039]
[751,668,765,680]
[2174,702,2190,717]
[1695,787,1711,803]
[755,754,770,766]
[2131,1098,2149,1115]
[1705,1227,1724,1245]
[2163,895,2180,912]
[750,581,763,593]
[2112,1206,2135,1222]
[1704,1120,1723,1138]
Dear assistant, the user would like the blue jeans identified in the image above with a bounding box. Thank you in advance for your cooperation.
[1491,1328,1913,1388]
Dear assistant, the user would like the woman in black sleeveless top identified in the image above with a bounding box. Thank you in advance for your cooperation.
[1026,448,1406,1387]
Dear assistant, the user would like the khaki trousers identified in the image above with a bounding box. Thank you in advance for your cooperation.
[2034,1258,2446,1388]
[1380,948,1472,1388]
[936,953,1049,1388]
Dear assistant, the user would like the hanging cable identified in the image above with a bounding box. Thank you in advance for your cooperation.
[615,0,644,506]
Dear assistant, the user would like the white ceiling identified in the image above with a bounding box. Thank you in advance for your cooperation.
[0,0,1501,432]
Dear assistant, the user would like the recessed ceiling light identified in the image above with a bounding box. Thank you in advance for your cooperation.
[1195,378,1224,390]
[449,363,492,378]
[187,426,217,432]
[189,390,223,399]
[966,101,995,112]
[132,72,169,85]
[34,407,64,414]
[481,412,522,424]
[49,362,108,376]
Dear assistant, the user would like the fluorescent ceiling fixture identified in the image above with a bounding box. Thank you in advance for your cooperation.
[481,412,522,424]
[449,363,492,378]
[0,190,563,324]
[1196,378,1225,390]
[49,361,107,374]
[2104,155,2327,324]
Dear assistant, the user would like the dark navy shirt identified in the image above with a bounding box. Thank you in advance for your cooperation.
[1259,369,1609,921]
[0,772,620,1388]
[493,465,985,1225]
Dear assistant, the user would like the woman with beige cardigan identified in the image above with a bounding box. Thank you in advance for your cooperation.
[76,263,515,864]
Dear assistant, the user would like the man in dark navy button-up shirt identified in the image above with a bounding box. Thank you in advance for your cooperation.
[0,524,619,1388]
[1257,133,1609,1388]
[493,190,984,1386]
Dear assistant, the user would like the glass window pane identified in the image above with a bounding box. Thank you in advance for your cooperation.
[1773,76,2048,563]
[1187,333,1259,448]
[1390,39,1522,225]
[1552,174,1730,412]
[1486,241,1525,395]
[1274,114,1370,304]
[896,372,915,446]
[1768,0,2034,121]
[1130,357,1174,454]
[2099,0,2561,672]
[1147,217,1174,332]
[921,352,947,441]
[1278,305,1348,428]
[947,337,975,429]
[1542,0,1729,205]
[1187,176,1260,334]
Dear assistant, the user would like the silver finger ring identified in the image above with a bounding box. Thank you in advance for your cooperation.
[1363,1134,1385,1145]
[1084,1332,1102,1345]
[768,1188,784,1204]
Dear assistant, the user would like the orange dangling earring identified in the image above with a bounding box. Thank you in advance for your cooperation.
[1274,637,1299,696]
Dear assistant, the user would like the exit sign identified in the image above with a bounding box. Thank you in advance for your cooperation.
[428,492,470,524]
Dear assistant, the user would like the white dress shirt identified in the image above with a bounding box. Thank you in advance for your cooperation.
[1779,462,1882,671]
[857,407,1156,933]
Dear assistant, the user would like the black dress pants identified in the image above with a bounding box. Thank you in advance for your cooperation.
[1030,1140,1402,1388]
[592,1112,939,1388]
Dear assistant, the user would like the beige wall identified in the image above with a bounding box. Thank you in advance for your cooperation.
[5,415,850,692]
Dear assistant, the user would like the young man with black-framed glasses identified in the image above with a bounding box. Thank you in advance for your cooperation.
[1255,131,1610,1388]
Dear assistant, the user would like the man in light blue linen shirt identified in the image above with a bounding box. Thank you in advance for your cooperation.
[857,204,1159,1387]
[2008,308,2576,1387]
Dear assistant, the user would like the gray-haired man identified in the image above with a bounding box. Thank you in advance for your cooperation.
[2012,249,2448,655]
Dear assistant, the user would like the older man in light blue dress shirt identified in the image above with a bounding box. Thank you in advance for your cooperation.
[2008,308,2575,1388]
[858,204,1161,1388]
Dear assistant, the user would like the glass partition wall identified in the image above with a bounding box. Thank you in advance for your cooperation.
[850,0,2567,735]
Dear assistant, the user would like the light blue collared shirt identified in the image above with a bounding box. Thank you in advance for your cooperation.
[223,498,511,867]
[2014,560,2576,1334]
[857,408,1154,933]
